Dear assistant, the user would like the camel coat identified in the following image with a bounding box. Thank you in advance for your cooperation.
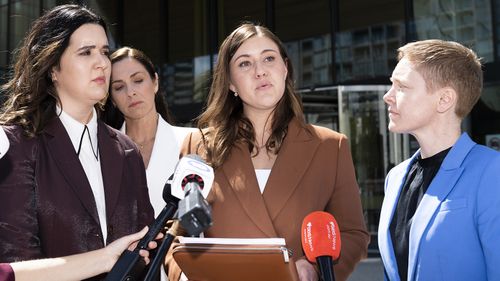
[166,119,369,281]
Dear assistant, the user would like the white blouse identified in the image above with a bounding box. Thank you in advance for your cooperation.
[255,169,271,193]
[59,108,107,243]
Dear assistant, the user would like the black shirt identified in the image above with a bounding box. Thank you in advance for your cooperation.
[389,147,451,281]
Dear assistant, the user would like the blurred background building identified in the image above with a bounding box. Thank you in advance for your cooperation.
[1,0,499,256]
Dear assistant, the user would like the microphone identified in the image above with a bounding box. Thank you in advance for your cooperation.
[0,126,9,159]
[301,211,341,281]
[105,155,214,281]
[170,154,214,200]
[142,155,214,281]
[174,155,214,236]
[105,179,179,281]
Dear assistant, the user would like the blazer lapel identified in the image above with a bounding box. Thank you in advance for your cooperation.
[378,157,415,281]
[146,117,178,182]
[45,118,100,224]
[98,122,125,220]
[263,119,320,220]
[407,133,474,280]
[222,142,278,237]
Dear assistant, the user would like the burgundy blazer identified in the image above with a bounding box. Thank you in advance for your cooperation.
[0,118,154,264]
[0,264,14,281]
[166,119,369,281]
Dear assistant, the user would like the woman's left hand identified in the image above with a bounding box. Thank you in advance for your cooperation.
[295,258,318,281]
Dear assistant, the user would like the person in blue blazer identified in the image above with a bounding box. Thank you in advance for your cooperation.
[378,39,500,281]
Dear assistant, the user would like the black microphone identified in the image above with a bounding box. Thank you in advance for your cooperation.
[105,179,179,281]
[177,180,212,236]
[142,156,214,281]
[106,155,214,281]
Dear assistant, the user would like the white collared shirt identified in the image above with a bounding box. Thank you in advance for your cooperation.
[58,107,107,243]
[0,126,9,159]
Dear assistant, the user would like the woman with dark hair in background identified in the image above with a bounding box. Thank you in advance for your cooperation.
[102,47,195,217]
[166,23,369,281]
[0,5,154,277]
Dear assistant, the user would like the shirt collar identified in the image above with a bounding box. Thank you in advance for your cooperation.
[0,126,9,159]
[58,107,99,153]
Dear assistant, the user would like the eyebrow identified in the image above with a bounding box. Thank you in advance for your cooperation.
[389,77,402,84]
[389,77,410,88]
[111,71,143,84]
[130,71,144,78]
[76,44,110,52]
[233,48,279,62]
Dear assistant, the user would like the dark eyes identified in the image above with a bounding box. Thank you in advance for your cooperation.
[237,56,276,68]
[80,49,92,56]
[264,56,275,62]
[79,49,110,57]
[238,61,251,68]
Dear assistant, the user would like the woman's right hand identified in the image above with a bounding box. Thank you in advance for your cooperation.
[104,226,163,270]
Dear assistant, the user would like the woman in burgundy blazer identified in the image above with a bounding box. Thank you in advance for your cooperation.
[0,4,153,273]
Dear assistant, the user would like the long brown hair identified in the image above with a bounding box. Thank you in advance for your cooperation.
[101,47,173,129]
[0,4,107,137]
[197,23,306,168]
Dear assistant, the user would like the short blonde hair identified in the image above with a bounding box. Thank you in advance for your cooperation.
[398,39,483,118]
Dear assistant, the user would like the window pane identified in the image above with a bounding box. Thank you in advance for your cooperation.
[470,83,500,148]
[0,0,8,69]
[221,0,265,42]
[413,0,494,62]
[276,0,332,88]
[11,0,40,50]
[165,0,210,109]
[337,0,405,82]
[495,0,500,60]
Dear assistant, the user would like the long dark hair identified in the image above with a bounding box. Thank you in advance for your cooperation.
[0,4,107,137]
[101,47,173,129]
[197,23,306,168]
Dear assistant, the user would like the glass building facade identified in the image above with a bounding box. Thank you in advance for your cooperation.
[1,0,499,254]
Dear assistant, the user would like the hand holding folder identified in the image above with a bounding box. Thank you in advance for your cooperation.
[172,237,299,281]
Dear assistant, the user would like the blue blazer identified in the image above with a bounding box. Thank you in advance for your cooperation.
[378,133,500,281]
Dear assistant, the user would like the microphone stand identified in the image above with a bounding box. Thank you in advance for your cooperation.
[143,184,212,281]
[142,223,178,281]
[104,201,178,281]
[106,175,213,281]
